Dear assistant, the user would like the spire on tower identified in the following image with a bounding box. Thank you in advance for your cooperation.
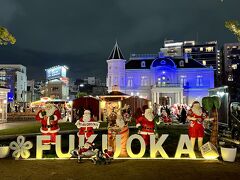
[108,41,125,60]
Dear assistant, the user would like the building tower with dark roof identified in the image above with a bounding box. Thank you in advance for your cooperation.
[107,41,126,92]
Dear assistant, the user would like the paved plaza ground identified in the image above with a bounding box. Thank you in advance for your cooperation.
[0,158,240,180]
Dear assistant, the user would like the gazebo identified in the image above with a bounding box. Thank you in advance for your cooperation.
[99,91,130,121]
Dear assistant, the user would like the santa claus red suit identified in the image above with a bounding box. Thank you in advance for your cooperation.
[75,110,95,142]
[187,106,207,138]
[136,109,155,146]
[161,109,172,124]
[36,104,61,145]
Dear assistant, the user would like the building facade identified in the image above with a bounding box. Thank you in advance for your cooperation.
[107,42,214,106]
[223,43,240,84]
[44,65,69,100]
[183,41,218,70]
[0,64,27,103]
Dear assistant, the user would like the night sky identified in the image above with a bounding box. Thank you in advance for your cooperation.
[0,0,239,81]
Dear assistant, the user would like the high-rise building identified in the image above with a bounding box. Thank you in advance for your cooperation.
[223,43,240,84]
[160,40,219,69]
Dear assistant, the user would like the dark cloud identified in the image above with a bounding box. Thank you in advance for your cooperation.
[0,0,239,80]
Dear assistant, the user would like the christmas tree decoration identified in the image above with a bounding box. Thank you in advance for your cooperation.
[9,136,33,159]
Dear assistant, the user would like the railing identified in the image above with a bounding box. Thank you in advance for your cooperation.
[130,53,158,59]
[153,83,182,88]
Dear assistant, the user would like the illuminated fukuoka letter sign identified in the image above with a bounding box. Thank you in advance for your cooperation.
[35,134,200,159]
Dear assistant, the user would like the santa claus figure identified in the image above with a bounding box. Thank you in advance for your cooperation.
[136,108,156,146]
[36,104,62,145]
[75,110,95,143]
[187,101,211,150]
[160,109,172,125]
[77,142,95,163]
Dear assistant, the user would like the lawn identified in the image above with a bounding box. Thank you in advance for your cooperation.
[0,121,139,136]
[0,122,77,136]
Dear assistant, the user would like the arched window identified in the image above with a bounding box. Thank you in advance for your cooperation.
[141,61,146,68]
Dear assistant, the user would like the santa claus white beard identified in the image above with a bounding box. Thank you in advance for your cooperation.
[83,115,91,122]
[192,107,202,116]
[145,113,154,121]
[46,107,57,117]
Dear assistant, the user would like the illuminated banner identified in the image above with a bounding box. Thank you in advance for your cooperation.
[46,66,67,80]
[78,122,100,129]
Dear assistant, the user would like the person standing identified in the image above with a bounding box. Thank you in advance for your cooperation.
[180,105,187,124]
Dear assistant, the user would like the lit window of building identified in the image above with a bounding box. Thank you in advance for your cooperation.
[202,60,206,66]
[184,48,192,53]
[232,64,238,70]
[200,47,203,51]
[206,47,214,52]
[228,75,233,81]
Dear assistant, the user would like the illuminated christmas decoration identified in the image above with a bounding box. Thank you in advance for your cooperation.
[200,142,219,160]
[9,136,33,159]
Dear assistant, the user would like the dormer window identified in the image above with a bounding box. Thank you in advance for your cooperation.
[141,61,146,68]
[179,60,184,67]
[160,60,166,65]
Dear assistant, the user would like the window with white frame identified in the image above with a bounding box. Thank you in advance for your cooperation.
[109,76,111,87]
[180,75,187,86]
[196,75,203,86]
[113,77,118,85]
[141,76,148,86]
[141,61,146,68]
[127,77,133,87]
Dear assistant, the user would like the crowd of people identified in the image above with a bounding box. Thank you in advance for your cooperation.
[152,103,189,125]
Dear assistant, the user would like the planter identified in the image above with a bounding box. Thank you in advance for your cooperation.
[0,146,10,158]
[220,147,237,162]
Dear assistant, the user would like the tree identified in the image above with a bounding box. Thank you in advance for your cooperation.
[225,20,240,42]
[76,92,88,98]
[0,27,16,46]
[202,96,221,147]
